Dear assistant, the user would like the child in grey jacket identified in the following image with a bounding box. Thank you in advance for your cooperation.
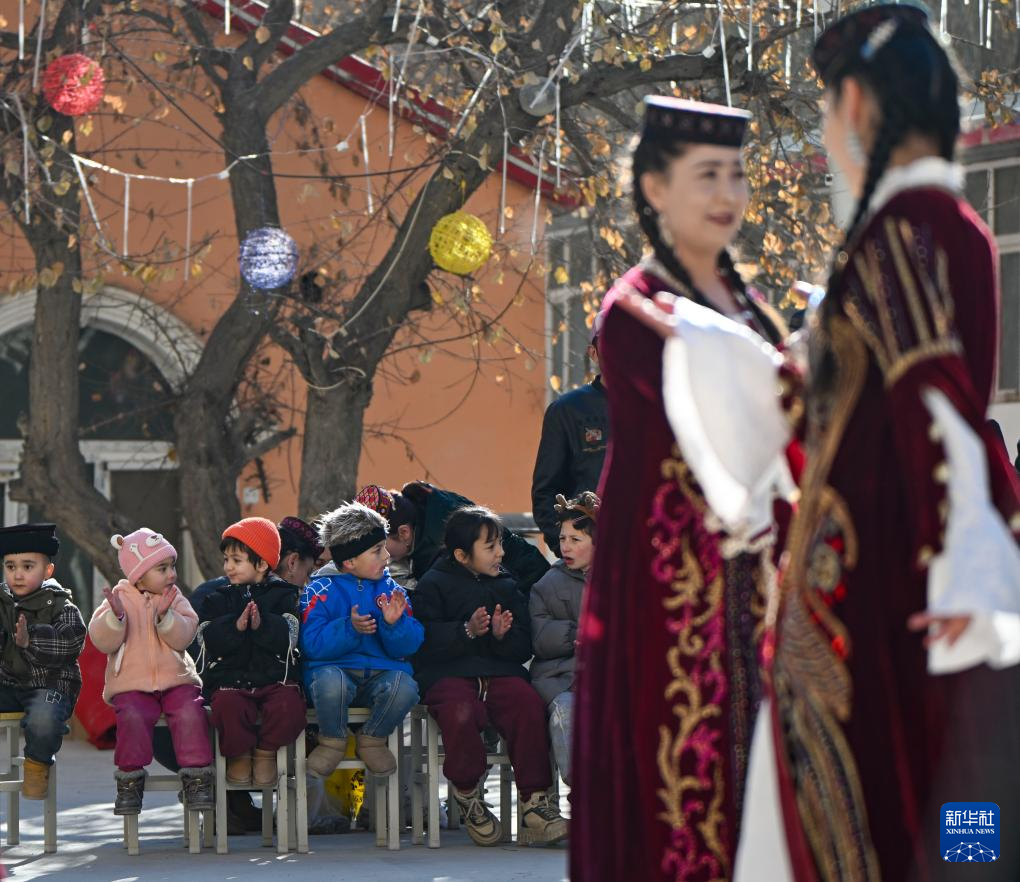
[528,492,599,786]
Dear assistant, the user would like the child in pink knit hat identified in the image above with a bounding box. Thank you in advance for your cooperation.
[88,528,214,816]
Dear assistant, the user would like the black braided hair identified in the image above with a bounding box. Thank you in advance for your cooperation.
[812,20,962,396]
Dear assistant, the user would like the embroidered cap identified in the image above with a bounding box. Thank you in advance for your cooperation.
[0,523,60,559]
[812,1,931,86]
[641,96,751,148]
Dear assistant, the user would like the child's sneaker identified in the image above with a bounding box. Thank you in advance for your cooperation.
[451,783,503,846]
[180,766,215,811]
[114,769,146,815]
[22,758,49,800]
[518,791,567,846]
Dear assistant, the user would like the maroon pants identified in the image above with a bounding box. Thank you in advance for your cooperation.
[210,683,306,758]
[424,676,552,800]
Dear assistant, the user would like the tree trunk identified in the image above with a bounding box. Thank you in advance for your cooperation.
[298,377,373,519]
[8,114,126,586]
[172,81,286,578]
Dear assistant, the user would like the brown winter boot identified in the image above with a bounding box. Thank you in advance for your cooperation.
[22,758,49,800]
[355,733,396,777]
[225,752,253,786]
[306,736,346,779]
[252,748,278,787]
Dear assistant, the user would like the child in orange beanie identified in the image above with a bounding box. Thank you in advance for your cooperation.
[89,528,213,816]
[198,517,305,787]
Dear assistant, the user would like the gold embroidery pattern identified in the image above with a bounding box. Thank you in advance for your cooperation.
[653,453,730,882]
[847,217,960,387]
[777,317,882,882]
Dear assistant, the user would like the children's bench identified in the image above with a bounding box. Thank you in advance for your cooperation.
[0,712,57,853]
[407,704,524,848]
[293,708,402,851]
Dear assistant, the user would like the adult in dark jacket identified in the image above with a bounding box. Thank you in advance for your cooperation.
[531,315,609,555]
[412,506,566,847]
[198,518,306,788]
[356,482,549,594]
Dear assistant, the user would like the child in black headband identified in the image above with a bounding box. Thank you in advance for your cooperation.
[299,502,423,779]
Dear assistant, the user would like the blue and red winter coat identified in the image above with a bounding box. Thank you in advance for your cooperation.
[299,563,424,686]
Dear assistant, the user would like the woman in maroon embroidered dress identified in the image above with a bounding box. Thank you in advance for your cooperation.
[571,97,786,882]
[618,9,1020,881]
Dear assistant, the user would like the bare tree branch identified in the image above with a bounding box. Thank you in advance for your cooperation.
[256,0,389,119]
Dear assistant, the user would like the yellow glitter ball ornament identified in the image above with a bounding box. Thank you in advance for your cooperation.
[428,211,493,276]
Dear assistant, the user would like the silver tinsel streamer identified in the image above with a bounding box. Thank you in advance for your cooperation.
[18,0,24,59]
[225,0,231,34]
[555,80,562,188]
[184,179,194,280]
[122,175,130,256]
[747,0,754,72]
[452,66,493,139]
[360,115,374,214]
[32,0,47,90]
[531,136,547,254]
[499,130,508,236]
[718,0,732,107]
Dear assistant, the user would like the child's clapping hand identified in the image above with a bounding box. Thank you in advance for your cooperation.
[466,606,491,638]
[380,592,407,625]
[103,586,127,621]
[155,585,178,620]
[236,601,261,631]
[14,614,29,648]
[351,605,378,635]
[491,604,513,640]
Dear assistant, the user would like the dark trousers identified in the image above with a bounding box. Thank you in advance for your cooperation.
[210,683,306,757]
[424,676,552,800]
[0,685,73,765]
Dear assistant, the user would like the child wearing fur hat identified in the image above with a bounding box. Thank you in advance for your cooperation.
[198,517,306,787]
[88,528,213,815]
[300,503,423,779]
[528,492,599,787]
[0,523,86,800]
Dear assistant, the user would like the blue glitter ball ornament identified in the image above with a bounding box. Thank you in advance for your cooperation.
[239,226,299,289]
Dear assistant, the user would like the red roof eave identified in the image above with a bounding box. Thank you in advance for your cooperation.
[961,121,1020,148]
[199,0,576,206]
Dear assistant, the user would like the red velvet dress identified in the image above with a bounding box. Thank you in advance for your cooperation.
[572,263,778,882]
[772,187,1020,882]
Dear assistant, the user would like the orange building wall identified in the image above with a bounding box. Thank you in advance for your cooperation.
[0,3,551,520]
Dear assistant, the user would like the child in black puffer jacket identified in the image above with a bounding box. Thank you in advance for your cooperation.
[413,506,566,847]
[198,517,305,788]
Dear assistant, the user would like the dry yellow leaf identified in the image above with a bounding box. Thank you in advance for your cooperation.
[255,25,271,44]
[242,56,254,70]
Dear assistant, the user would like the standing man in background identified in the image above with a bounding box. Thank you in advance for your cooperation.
[531,312,609,556]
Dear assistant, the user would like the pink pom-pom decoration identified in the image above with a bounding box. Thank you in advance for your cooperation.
[42,54,106,117]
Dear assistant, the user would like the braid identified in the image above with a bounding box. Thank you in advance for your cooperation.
[813,107,899,396]
[633,182,699,300]
[717,249,784,346]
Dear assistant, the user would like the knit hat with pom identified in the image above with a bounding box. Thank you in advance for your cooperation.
[111,528,177,584]
[222,517,282,570]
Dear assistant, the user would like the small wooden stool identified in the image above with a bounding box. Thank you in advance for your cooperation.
[0,711,57,853]
[122,715,213,855]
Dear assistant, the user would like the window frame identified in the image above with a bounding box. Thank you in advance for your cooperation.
[964,158,1020,402]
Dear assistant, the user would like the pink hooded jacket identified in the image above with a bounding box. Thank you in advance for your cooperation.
[88,579,202,703]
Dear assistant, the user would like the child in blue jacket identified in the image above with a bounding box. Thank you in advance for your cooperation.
[300,502,423,778]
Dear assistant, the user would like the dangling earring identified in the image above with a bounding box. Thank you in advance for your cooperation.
[657,214,675,249]
[846,129,867,166]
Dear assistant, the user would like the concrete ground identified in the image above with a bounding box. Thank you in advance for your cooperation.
[0,739,569,881]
